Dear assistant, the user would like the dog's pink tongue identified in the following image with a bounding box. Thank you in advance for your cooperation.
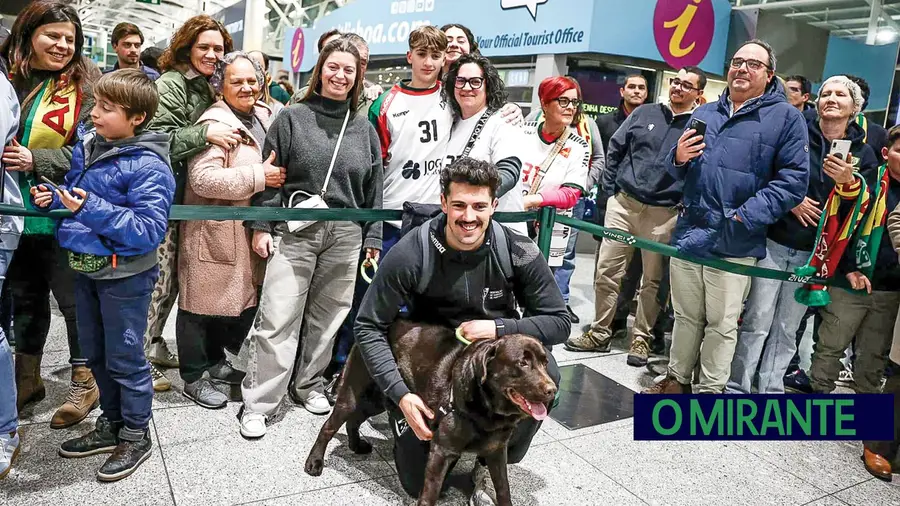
[530,402,548,421]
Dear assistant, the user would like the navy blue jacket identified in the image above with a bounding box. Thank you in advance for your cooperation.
[37,130,175,257]
[104,63,160,81]
[768,118,878,252]
[602,103,691,207]
[668,79,810,259]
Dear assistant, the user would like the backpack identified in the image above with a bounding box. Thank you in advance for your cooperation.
[415,217,514,295]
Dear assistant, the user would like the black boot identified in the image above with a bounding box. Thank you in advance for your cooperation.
[96,427,153,482]
[59,416,123,458]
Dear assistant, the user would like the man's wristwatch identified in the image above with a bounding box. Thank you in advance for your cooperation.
[494,318,505,336]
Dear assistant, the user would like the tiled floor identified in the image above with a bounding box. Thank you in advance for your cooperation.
[5,253,900,505]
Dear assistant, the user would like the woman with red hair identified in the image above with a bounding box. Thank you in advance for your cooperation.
[519,76,590,266]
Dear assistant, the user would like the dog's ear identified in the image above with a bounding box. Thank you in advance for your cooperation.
[473,339,499,384]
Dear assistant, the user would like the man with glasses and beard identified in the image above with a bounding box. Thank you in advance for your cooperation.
[643,40,809,395]
[566,67,706,370]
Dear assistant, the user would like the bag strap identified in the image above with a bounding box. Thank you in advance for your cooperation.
[528,127,569,195]
[320,108,351,198]
[489,220,514,281]
[459,108,496,159]
[417,218,436,294]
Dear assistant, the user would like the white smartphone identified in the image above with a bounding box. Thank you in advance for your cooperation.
[830,139,852,161]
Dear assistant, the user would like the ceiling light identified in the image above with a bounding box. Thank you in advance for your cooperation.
[876,28,899,44]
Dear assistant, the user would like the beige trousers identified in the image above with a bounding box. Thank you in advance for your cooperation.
[590,193,678,341]
[667,256,756,393]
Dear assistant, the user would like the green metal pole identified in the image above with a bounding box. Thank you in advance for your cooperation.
[536,206,556,259]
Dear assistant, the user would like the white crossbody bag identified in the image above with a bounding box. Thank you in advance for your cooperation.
[285,108,351,233]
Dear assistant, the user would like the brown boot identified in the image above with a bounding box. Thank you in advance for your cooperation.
[15,353,45,412]
[863,447,892,481]
[642,376,691,394]
[50,365,100,429]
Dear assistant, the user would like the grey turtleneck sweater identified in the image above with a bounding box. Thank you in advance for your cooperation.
[250,93,384,250]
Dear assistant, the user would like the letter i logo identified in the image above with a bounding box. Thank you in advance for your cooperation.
[653,0,715,68]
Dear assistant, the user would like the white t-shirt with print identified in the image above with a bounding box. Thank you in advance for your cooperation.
[445,107,528,235]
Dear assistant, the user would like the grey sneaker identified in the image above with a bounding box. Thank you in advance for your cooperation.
[564,329,612,352]
[208,359,245,386]
[151,364,171,392]
[469,461,497,506]
[627,337,650,367]
[147,339,179,369]
[183,378,228,409]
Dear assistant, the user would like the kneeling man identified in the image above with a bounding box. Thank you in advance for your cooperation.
[355,158,570,505]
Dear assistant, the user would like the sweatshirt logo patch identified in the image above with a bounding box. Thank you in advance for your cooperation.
[429,231,446,254]
[559,147,571,158]
[648,124,655,131]
[489,290,504,300]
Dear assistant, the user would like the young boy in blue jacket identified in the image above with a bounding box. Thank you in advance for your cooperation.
[31,69,175,482]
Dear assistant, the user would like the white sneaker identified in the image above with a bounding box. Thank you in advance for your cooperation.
[0,431,20,479]
[151,364,171,392]
[837,369,854,386]
[240,411,267,439]
[303,391,331,415]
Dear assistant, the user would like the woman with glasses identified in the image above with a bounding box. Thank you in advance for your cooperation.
[442,54,525,233]
[518,76,590,266]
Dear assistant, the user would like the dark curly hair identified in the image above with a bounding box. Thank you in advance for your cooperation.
[441,157,500,200]
[442,54,507,120]
[158,15,233,72]
[0,0,90,95]
[440,23,479,54]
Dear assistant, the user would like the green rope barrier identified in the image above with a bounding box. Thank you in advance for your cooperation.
[0,203,853,289]
[555,214,851,289]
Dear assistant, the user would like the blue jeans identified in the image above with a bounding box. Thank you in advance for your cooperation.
[75,267,158,430]
[727,240,811,394]
[333,224,404,367]
[553,199,586,304]
[0,248,16,434]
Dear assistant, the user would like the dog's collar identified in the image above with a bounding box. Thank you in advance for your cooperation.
[434,387,455,425]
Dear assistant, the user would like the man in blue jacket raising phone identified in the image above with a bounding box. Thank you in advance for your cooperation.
[643,39,810,395]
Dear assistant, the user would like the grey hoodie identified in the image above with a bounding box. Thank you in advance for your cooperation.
[0,73,22,251]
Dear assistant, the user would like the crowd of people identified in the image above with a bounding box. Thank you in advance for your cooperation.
[0,0,899,502]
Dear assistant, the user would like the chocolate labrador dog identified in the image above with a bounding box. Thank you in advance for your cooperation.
[304,319,557,506]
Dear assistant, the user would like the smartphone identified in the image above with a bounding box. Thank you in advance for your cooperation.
[830,139,852,161]
[38,176,58,191]
[687,118,707,139]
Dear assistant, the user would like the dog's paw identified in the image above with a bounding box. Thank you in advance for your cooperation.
[304,457,324,476]
[349,437,373,455]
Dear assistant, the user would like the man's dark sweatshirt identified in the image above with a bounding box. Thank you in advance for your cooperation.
[768,118,879,252]
[601,103,691,207]
[354,215,571,405]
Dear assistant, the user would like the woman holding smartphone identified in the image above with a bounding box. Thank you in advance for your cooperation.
[727,75,878,395]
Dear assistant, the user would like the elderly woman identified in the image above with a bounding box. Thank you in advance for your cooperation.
[0,0,98,429]
[176,52,286,409]
[238,37,382,438]
[143,15,234,392]
[727,75,878,395]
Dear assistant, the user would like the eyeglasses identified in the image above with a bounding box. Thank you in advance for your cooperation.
[669,78,699,93]
[555,97,582,109]
[454,77,485,89]
[730,57,769,72]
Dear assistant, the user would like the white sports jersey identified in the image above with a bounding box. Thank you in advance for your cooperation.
[518,122,590,266]
[370,81,453,218]
[445,107,527,235]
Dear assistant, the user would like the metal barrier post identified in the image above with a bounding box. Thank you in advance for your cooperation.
[537,206,556,259]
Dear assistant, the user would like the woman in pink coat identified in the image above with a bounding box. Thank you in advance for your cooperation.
[176,52,286,409]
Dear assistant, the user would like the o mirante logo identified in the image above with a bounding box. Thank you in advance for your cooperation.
[653,0,715,69]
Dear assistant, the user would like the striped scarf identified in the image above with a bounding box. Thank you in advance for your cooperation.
[854,163,891,280]
[794,174,870,307]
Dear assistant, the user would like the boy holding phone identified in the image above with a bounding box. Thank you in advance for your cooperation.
[31,69,175,482]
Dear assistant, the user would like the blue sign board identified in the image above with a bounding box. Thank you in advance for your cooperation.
[284,0,732,74]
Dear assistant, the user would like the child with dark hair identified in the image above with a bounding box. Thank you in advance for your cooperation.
[31,69,175,482]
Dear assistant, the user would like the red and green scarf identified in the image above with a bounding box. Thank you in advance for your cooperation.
[854,163,891,280]
[794,174,869,307]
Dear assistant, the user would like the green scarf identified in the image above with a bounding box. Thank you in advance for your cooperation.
[854,163,891,281]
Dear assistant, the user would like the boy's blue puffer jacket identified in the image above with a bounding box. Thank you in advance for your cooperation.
[38,130,175,257]
[667,78,810,260]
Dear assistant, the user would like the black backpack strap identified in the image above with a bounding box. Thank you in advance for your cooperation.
[416,219,436,294]
[490,221,514,281]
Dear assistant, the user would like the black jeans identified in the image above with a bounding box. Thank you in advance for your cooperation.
[864,361,900,459]
[787,308,823,374]
[7,235,83,364]
[391,352,561,498]
[175,307,255,383]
